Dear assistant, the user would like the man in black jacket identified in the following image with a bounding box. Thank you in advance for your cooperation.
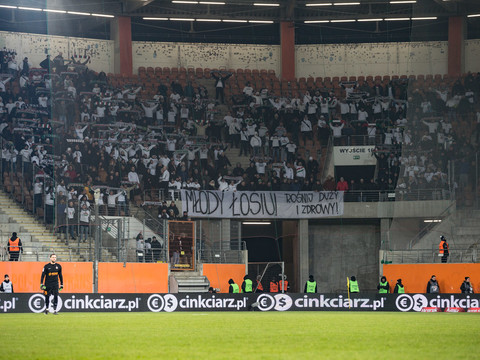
[426,275,440,294]
[460,277,474,294]
[39,55,53,72]
[211,70,232,104]
[40,254,63,315]
[151,236,163,262]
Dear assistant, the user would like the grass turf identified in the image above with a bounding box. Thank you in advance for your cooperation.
[0,312,478,359]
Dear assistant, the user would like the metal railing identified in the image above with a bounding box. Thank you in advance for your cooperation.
[2,244,75,262]
[331,134,383,146]
[407,201,456,250]
[382,245,478,264]
[343,189,451,202]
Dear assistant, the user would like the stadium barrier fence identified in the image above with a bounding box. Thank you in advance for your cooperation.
[1,293,479,313]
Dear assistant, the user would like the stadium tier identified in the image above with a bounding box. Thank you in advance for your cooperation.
[0,3,479,300]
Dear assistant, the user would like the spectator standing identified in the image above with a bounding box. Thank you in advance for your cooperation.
[136,233,145,262]
[145,237,152,263]
[336,177,349,192]
[460,277,474,294]
[65,200,76,242]
[211,70,232,104]
[300,115,313,146]
[79,204,91,243]
[426,275,440,293]
[151,236,163,262]
[8,232,22,261]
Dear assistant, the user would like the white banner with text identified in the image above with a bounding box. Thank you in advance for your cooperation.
[334,146,376,166]
[180,190,344,219]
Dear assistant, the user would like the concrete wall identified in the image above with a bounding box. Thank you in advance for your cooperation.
[309,221,380,293]
[0,31,114,73]
[132,41,280,74]
[465,39,480,74]
[3,30,480,78]
[341,200,451,219]
[295,41,448,78]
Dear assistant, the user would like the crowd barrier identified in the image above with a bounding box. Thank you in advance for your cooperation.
[0,262,246,293]
[0,293,479,313]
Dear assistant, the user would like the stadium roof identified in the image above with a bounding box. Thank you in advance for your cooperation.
[1,0,480,43]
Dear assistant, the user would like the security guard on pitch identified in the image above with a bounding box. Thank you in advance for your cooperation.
[394,279,405,293]
[241,275,253,293]
[228,278,239,293]
[377,276,390,293]
[349,276,359,293]
[304,275,317,293]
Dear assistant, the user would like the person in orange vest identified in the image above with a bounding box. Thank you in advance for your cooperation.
[278,274,289,293]
[255,275,264,293]
[269,277,279,293]
[8,232,23,261]
[439,235,449,263]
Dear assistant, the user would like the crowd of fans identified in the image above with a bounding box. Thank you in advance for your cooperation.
[1,45,479,231]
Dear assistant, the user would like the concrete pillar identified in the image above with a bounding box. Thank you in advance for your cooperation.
[298,219,309,292]
[448,16,465,77]
[280,21,295,81]
[110,16,133,75]
[221,219,231,251]
[380,218,392,250]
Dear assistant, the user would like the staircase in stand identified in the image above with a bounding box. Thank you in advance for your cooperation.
[0,190,80,262]
[172,271,210,293]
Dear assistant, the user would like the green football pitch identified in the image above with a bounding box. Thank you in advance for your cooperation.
[1,312,478,359]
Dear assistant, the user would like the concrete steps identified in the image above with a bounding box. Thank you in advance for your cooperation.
[224,147,251,169]
[0,189,85,262]
[173,272,210,293]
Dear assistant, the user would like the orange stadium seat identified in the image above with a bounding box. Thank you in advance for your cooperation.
[163,67,171,76]
[155,67,162,75]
